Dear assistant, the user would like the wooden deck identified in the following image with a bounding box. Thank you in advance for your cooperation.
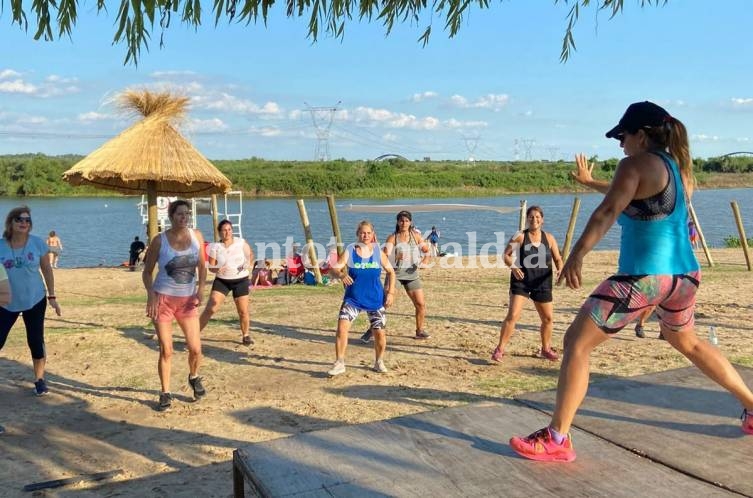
[233,366,753,497]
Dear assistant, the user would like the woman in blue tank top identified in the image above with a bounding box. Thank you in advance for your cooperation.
[327,220,395,376]
[511,101,753,462]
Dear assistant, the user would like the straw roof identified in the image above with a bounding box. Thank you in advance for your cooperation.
[63,90,232,196]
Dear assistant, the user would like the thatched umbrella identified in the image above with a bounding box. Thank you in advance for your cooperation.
[63,90,232,241]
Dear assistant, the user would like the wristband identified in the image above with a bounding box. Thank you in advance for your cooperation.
[47,296,56,300]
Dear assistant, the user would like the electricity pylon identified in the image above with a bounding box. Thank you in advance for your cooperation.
[305,101,341,161]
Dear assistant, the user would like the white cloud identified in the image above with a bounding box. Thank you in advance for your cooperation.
[78,111,112,122]
[0,69,21,80]
[450,93,510,110]
[347,106,440,130]
[692,134,720,142]
[411,91,438,102]
[45,74,78,84]
[16,115,48,125]
[185,117,228,133]
[731,98,753,107]
[445,118,487,129]
[150,70,197,78]
[0,79,37,94]
[194,92,283,117]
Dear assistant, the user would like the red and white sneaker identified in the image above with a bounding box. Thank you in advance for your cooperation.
[742,409,753,435]
[509,427,576,462]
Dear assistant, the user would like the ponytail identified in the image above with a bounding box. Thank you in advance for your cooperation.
[645,117,695,198]
[666,117,695,198]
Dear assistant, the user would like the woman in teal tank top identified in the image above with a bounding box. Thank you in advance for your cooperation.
[511,101,753,462]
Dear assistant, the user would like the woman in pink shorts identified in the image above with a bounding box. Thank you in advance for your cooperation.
[510,101,753,462]
[143,200,207,411]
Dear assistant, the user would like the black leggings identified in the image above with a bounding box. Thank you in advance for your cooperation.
[0,297,47,359]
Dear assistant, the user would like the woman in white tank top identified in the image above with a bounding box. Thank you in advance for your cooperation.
[142,200,207,412]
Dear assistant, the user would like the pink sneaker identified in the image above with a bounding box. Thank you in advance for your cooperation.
[491,346,504,363]
[509,427,576,462]
[538,348,559,361]
[743,409,753,435]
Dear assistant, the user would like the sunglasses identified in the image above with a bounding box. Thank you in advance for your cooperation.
[14,216,32,223]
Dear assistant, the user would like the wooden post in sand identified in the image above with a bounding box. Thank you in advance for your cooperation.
[731,201,752,271]
[518,200,527,231]
[326,194,344,257]
[211,194,219,242]
[562,197,581,262]
[296,199,323,284]
[688,203,714,267]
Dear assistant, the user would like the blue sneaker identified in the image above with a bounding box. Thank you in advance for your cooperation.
[34,378,49,396]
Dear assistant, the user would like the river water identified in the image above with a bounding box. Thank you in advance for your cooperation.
[1,189,750,268]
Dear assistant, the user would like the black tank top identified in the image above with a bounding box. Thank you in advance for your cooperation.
[514,229,553,290]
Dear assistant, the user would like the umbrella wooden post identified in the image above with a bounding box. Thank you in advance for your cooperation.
[296,199,323,284]
[211,195,220,242]
[731,201,752,271]
[326,195,344,257]
[518,200,527,231]
[147,182,159,243]
[562,197,581,262]
[688,203,713,267]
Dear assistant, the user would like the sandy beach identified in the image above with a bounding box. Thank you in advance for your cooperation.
[0,249,752,496]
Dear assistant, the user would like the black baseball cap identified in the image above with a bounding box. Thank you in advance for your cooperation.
[605,101,670,139]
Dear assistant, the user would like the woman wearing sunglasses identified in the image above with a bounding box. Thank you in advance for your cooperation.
[0,206,62,396]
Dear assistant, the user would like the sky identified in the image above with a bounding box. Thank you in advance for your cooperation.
[0,1,752,162]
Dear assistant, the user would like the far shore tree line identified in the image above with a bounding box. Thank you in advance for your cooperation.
[0,153,751,198]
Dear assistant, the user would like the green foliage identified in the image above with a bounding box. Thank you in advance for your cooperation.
[723,235,753,248]
[0,153,750,199]
[6,0,669,65]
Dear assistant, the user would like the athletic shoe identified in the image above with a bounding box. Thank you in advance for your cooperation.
[373,359,388,373]
[328,359,346,376]
[742,408,753,435]
[658,332,666,341]
[360,329,373,343]
[635,324,646,338]
[0,423,5,434]
[158,392,173,411]
[33,378,49,396]
[509,427,576,462]
[188,375,206,399]
[415,330,431,340]
[538,348,560,361]
[242,335,254,346]
[491,347,505,363]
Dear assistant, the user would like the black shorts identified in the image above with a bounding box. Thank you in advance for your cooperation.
[510,280,552,303]
[211,276,250,299]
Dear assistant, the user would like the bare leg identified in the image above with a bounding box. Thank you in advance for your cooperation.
[406,288,426,332]
[177,315,202,377]
[663,325,753,410]
[373,328,387,360]
[199,291,226,331]
[550,310,610,434]
[233,295,250,339]
[33,357,46,381]
[496,294,526,351]
[533,300,555,351]
[335,319,351,360]
[155,321,174,393]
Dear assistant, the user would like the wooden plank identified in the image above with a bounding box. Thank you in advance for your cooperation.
[517,366,753,496]
[234,400,735,497]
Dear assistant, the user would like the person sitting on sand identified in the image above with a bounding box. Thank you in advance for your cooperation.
[252,259,274,287]
[510,101,753,463]
[328,220,395,376]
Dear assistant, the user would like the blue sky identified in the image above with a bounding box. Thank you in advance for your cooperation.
[0,1,751,161]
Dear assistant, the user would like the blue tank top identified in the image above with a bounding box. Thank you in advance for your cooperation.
[343,242,384,311]
[617,151,700,275]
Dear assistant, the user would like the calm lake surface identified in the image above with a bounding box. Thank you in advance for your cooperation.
[1,189,751,268]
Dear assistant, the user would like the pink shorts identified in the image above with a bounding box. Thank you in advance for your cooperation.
[583,271,701,334]
[155,293,199,323]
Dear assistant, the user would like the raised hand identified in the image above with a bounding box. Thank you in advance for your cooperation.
[571,153,595,186]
